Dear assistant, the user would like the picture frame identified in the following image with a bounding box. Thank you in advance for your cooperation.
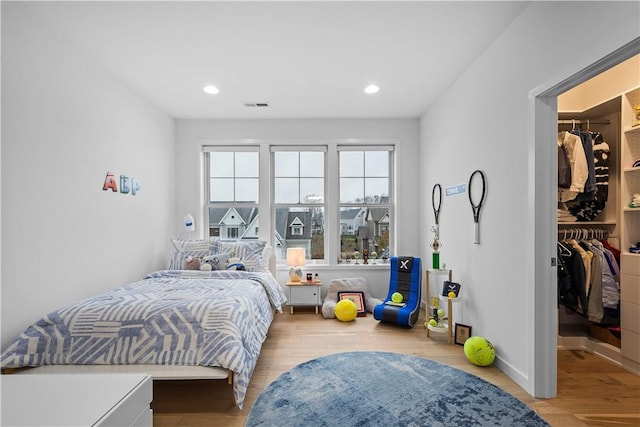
[337,291,366,317]
[454,323,472,346]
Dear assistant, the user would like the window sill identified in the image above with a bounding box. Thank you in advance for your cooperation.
[277,263,390,272]
[336,263,389,269]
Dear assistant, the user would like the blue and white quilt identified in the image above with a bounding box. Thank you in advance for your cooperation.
[1,270,287,409]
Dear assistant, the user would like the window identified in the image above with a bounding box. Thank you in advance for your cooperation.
[272,148,326,263]
[205,147,259,240]
[203,143,393,265]
[339,147,392,262]
[227,227,239,239]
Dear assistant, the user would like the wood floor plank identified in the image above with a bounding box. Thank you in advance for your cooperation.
[153,311,640,427]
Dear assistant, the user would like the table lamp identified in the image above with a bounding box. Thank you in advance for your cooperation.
[286,248,306,282]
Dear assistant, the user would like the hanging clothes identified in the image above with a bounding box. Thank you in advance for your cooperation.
[557,240,587,314]
[558,143,572,189]
[589,239,620,310]
[569,132,610,221]
[556,235,620,325]
[557,131,588,203]
[574,130,597,200]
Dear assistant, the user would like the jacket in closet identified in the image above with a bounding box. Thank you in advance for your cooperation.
[557,242,587,314]
[558,131,588,203]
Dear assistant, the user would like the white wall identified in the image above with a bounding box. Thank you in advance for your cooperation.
[1,4,176,348]
[419,1,639,395]
[174,119,420,297]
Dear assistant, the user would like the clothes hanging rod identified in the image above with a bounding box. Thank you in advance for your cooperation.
[557,119,610,125]
[557,227,610,240]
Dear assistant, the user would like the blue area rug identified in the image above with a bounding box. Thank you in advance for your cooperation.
[246,351,549,427]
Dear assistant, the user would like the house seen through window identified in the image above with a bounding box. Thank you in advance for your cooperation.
[204,144,393,265]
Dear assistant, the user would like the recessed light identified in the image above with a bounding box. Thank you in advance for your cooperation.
[364,84,380,94]
[203,85,220,95]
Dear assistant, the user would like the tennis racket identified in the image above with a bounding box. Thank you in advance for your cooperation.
[468,170,486,244]
[432,183,442,226]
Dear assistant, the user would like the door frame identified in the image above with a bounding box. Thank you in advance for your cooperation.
[529,38,640,397]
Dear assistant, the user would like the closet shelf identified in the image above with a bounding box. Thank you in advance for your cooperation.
[623,167,640,173]
[623,207,640,213]
[623,125,640,134]
[558,221,616,226]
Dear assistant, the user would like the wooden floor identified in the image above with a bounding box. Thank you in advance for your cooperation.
[153,309,640,427]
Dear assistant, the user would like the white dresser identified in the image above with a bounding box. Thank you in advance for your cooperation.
[1,374,153,427]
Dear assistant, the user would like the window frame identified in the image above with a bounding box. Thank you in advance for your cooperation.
[337,146,394,264]
[201,140,395,266]
[271,146,328,265]
[203,146,260,239]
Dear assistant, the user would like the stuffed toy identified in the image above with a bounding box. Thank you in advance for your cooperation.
[182,256,201,270]
[202,253,232,270]
[225,256,246,270]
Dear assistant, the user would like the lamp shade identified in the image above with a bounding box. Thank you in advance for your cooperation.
[286,248,306,282]
[286,248,306,267]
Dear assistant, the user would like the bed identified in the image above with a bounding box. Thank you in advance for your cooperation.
[0,239,286,409]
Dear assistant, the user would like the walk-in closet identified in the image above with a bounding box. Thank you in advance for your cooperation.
[556,54,640,374]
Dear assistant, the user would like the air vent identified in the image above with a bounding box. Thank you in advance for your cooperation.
[243,102,270,108]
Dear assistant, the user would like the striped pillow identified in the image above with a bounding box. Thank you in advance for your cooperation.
[212,240,267,272]
[169,238,217,270]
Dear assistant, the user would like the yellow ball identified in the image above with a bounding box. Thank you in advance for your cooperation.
[335,299,358,322]
[464,336,496,366]
[391,292,403,303]
[448,291,456,298]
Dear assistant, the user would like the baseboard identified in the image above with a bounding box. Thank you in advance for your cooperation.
[493,355,531,394]
[557,334,640,375]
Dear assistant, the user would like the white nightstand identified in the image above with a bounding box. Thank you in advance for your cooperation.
[286,281,322,314]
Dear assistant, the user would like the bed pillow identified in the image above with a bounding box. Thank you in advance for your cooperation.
[169,238,217,270]
[212,239,268,272]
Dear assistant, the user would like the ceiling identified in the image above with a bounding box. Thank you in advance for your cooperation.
[17,1,529,119]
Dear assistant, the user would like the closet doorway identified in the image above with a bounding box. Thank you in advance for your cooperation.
[556,55,640,363]
[530,39,640,398]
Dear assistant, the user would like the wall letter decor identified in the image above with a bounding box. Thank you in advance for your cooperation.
[103,171,141,195]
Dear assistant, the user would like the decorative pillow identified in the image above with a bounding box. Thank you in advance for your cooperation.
[169,238,216,270]
[212,240,267,272]
[202,252,233,270]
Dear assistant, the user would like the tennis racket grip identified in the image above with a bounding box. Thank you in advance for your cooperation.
[474,222,480,244]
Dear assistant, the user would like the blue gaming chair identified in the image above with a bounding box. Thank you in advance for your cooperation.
[373,256,422,327]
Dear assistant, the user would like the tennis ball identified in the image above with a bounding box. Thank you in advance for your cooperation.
[437,308,445,318]
[464,336,496,367]
[391,292,403,303]
[335,299,357,322]
[448,291,456,298]
[428,319,438,327]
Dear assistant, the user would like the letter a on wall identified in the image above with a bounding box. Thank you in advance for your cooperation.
[103,172,118,192]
